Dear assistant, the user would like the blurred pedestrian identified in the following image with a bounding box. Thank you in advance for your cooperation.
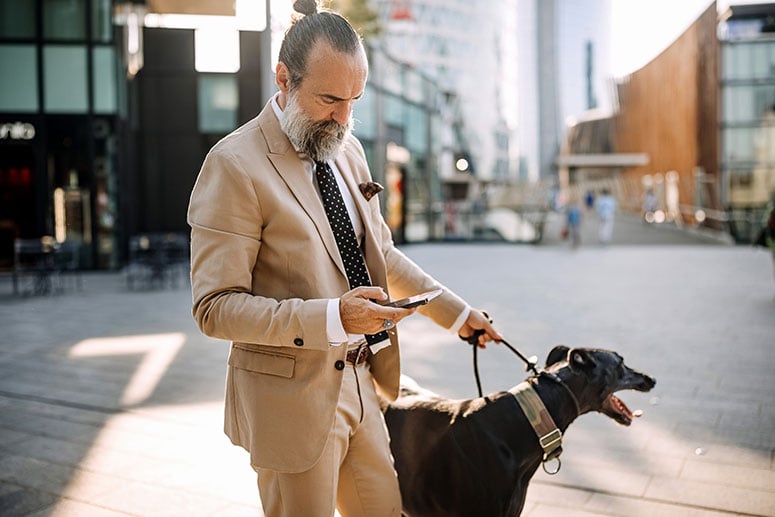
[186,2,500,516]
[565,197,582,248]
[768,206,775,285]
[584,190,595,211]
[596,188,616,244]
[756,204,775,285]
[643,188,657,223]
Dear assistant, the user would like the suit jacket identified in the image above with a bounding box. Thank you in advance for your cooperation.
[187,100,467,473]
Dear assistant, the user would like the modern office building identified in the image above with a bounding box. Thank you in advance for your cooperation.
[515,0,613,182]
[719,2,775,239]
[371,0,519,183]
[0,0,122,269]
[0,0,271,269]
[559,1,775,242]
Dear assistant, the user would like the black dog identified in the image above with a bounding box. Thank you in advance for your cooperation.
[384,346,656,517]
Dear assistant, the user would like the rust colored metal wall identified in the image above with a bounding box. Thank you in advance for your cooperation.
[613,2,719,210]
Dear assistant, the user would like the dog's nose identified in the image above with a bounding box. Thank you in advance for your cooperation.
[641,375,656,390]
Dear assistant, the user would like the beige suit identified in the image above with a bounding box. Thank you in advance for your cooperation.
[188,100,466,474]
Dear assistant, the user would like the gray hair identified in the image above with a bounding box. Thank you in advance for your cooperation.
[278,0,364,89]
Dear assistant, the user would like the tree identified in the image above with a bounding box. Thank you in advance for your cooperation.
[328,0,381,39]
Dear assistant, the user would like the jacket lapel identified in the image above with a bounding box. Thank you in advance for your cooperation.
[260,106,347,278]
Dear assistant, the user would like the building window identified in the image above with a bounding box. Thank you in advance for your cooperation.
[723,84,775,124]
[43,0,86,41]
[43,45,88,113]
[93,46,117,113]
[0,0,36,39]
[91,0,113,42]
[198,75,238,133]
[723,126,757,163]
[723,41,775,80]
[352,86,376,140]
[0,45,38,112]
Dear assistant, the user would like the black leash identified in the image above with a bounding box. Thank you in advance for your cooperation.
[460,313,539,398]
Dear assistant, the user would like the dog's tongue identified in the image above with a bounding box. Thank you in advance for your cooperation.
[611,394,636,419]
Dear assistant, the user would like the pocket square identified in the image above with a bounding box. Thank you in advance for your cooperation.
[359,181,384,201]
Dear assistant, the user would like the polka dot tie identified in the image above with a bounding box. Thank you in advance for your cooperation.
[315,161,388,345]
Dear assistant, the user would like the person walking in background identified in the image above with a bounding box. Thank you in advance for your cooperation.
[187,2,500,516]
[643,188,657,223]
[768,206,775,287]
[565,197,582,248]
[584,189,595,211]
[756,204,775,287]
[596,188,616,245]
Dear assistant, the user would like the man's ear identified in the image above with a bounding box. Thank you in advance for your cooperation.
[546,345,570,367]
[568,348,596,371]
[275,62,291,93]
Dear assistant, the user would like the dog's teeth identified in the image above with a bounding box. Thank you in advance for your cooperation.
[633,409,643,417]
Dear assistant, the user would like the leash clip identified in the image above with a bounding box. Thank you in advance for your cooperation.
[542,456,561,475]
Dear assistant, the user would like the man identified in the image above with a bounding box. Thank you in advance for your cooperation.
[187,3,500,516]
[596,188,617,245]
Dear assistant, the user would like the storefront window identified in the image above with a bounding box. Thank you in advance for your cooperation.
[93,46,117,113]
[198,75,238,133]
[43,0,86,40]
[91,0,112,42]
[352,85,376,140]
[723,126,757,163]
[43,45,88,113]
[723,41,775,81]
[0,0,36,39]
[405,103,427,154]
[0,45,38,112]
[723,84,775,124]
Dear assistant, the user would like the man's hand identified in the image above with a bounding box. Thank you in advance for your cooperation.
[340,286,415,335]
[458,309,502,348]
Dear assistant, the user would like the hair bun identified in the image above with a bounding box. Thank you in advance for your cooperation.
[293,0,318,16]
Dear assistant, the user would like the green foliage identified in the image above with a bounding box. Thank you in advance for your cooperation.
[327,0,382,39]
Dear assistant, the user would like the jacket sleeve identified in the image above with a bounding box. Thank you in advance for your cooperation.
[187,147,329,350]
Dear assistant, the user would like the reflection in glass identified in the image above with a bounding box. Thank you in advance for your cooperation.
[93,46,117,113]
[44,0,86,40]
[198,75,238,133]
[0,45,38,112]
[44,45,88,113]
[0,0,36,38]
[91,0,112,42]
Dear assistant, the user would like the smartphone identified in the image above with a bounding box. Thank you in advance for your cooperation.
[382,288,443,309]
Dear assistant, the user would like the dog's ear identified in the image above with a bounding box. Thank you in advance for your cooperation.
[546,345,570,367]
[568,348,596,371]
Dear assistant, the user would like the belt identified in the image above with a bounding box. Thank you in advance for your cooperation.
[346,344,370,365]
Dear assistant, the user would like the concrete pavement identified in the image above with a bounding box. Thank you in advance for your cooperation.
[1,225,773,516]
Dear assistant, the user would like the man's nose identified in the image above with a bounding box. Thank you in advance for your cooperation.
[331,101,352,126]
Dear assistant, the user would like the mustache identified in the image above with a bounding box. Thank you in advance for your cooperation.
[310,119,349,139]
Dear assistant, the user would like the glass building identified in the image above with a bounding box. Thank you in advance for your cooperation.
[719,3,775,241]
[0,0,271,270]
[0,0,122,269]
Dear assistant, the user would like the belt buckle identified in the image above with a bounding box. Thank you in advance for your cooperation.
[355,344,368,364]
[356,344,367,364]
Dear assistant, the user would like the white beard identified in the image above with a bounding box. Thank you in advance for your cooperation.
[281,91,353,162]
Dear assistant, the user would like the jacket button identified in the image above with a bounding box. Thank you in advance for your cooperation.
[293,338,304,347]
[334,360,345,370]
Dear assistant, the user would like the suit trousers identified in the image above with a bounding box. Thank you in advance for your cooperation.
[256,361,402,517]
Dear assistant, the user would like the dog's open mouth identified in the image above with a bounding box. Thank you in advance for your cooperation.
[602,394,643,426]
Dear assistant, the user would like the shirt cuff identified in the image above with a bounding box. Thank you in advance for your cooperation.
[450,305,471,334]
[326,298,348,345]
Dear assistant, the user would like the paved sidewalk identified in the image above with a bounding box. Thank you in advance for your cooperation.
[1,239,773,516]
